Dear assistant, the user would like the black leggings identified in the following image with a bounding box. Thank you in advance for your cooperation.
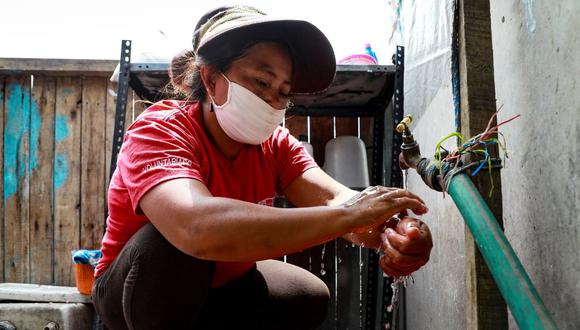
[92,223,330,329]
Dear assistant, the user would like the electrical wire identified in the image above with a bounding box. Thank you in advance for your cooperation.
[432,107,520,197]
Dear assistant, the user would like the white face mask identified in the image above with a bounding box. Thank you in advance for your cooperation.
[211,74,287,145]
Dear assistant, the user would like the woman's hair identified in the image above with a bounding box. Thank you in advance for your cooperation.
[168,6,295,102]
[169,37,293,102]
[168,41,251,101]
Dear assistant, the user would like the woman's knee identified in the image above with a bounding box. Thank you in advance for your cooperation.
[256,260,330,328]
[93,222,215,329]
[125,223,209,271]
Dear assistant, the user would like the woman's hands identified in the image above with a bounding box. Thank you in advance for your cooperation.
[379,216,433,277]
[342,186,428,234]
[341,187,433,277]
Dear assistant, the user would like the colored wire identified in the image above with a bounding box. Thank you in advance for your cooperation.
[431,107,519,197]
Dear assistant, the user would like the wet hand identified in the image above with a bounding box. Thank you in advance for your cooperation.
[343,186,428,234]
[379,216,433,277]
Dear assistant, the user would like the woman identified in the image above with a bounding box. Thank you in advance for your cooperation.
[92,5,433,329]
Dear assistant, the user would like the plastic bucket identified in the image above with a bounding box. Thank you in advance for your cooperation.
[73,264,94,295]
[323,136,370,188]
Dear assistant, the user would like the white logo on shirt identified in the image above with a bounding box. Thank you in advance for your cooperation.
[142,157,193,172]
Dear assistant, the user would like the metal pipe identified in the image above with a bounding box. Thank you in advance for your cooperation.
[448,173,558,330]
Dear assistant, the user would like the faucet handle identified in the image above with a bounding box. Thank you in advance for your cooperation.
[396,115,413,134]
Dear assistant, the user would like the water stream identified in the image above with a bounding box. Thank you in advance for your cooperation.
[385,169,414,327]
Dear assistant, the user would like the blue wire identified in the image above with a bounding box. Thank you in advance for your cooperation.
[471,141,497,176]
[451,2,461,133]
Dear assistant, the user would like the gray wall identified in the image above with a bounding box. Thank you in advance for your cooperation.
[398,0,470,328]
[404,86,468,330]
[490,1,580,329]
[402,0,579,329]
[399,1,470,329]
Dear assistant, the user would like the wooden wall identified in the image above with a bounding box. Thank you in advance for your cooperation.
[0,59,380,329]
[0,71,142,286]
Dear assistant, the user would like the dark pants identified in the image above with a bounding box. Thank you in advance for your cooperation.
[92,223,329,329]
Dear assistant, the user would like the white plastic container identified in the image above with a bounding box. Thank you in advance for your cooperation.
[301,141,314,157]
[323,136,370,188]
[298,135,314,158]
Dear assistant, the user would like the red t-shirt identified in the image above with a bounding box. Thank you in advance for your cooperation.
[95,100,317,287]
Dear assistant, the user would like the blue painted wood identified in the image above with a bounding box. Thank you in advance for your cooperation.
[29,75,56,285]
[3,75,31,282]
[0,75,4,282]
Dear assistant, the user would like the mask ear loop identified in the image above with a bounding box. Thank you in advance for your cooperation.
[207,90,215,112]
[208,73,231,113]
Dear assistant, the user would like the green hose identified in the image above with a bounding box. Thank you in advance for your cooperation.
[448,173,558,330]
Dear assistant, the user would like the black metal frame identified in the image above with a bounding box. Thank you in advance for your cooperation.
[362,45,405,330]
[109,40,406,330]
[105,40,132,231]
[110,40,132,181]
[389,45,406,330]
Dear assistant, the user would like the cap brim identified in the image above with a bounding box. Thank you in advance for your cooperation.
[197,19,336,94]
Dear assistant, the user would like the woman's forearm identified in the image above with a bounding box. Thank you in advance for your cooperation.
[143,177,427,262]
[326,188,359,206]
[176,197,354,262]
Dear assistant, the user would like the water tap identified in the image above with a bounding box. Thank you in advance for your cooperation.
[396,115,422,169]
[395,116,448,191]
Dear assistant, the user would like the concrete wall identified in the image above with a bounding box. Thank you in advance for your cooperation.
[401,0,579,329]
[489,1,580,329]
[404,86,468,330]
[398,1,471,329]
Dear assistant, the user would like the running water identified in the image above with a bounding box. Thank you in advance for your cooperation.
[387,168,414,314]
[320,243,326,276]
[389,274,414,310]
[386,273,414,327]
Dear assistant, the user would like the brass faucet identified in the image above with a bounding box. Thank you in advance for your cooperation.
[396,115,422,169]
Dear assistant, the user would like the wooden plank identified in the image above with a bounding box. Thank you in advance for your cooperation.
[334,117,358,137]
[284,114,308,140]
[3,75,31,283]
[131,92,147,121]
[53,76,82,286]
[29,75,56,285]
[125,91,135,130]
[80,77,107,250]
[359,117,373,145]
[126,91,153,127]
[105,81,116,189]
[309,117,334,168]
[337,238,362,330]
[0,75,5,282]
[458,0,507,328]
[0,58,117,77]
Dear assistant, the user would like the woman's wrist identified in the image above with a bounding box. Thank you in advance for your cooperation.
[332,204,360,235]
